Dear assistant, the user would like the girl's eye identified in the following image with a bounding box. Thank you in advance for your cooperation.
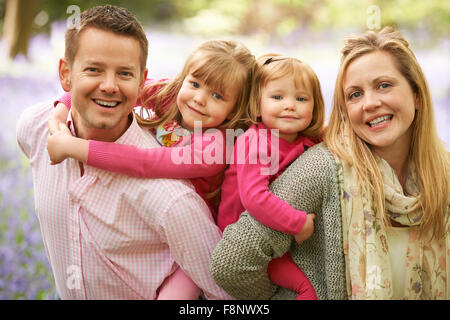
[273,95,282,100]
[191,82,200,88]
[297,97,307,102]
[212,92,222,100]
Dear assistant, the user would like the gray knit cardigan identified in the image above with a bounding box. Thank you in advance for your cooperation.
[210,143,348,300]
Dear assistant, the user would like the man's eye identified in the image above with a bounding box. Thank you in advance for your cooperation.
[212,92,222,100]
[87,68,98,72]
[120,71,132,77]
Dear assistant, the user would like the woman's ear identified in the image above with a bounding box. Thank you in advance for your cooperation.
[58,58,71,92]
[414,93,420,110]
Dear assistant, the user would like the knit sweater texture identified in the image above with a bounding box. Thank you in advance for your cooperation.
[210,143,348,299]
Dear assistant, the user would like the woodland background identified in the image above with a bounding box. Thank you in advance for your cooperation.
[0,0,448,299]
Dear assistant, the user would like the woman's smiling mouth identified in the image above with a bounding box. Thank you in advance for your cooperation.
[366,115,393,128]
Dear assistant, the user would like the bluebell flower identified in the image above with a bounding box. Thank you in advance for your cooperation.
[412,282,422,293]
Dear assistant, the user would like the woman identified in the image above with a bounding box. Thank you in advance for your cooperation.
[210,26,449,300]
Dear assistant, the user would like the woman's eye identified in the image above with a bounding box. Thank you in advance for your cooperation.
[349,91,361,100]
[191,82,200,88]
[273,95,282,100]
[379,83,391,89]
[212,92,222,100]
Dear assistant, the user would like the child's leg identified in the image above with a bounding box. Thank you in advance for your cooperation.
[157,266,201,300]
[268,252,318,300]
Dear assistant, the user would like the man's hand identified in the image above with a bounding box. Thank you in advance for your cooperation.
[294,214,316,244]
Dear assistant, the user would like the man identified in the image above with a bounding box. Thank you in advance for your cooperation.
[16,5,231,300]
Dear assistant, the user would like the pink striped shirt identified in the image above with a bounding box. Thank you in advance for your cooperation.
[16,102,232,300]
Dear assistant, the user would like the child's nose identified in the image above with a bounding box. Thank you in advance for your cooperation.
[193,90,206,106]
[283,100,296,111]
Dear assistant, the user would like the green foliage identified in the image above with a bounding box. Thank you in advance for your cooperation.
[1,0,448,37]
[33,0,178,33]
[175,0,450,37]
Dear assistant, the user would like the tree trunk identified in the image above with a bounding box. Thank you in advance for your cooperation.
[3,0,38,58]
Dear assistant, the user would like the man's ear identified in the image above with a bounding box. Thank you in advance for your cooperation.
[58,58,71,92]
[139,68,148,91]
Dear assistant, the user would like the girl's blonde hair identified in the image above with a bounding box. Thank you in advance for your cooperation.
[245,53,325,139]
[136,40,255,130]
[325,26,449,240]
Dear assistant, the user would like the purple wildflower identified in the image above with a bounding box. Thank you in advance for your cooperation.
[412,282,422,293]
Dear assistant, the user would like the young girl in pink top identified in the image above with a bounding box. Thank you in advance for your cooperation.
[46,40,255,299]
[217,53,325,299]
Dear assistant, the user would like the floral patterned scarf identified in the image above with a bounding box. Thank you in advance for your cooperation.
[337,156,449,299]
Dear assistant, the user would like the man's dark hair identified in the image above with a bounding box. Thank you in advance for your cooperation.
[65,5,148,71]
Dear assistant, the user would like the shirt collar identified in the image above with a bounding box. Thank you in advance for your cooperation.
[66,111,76,136]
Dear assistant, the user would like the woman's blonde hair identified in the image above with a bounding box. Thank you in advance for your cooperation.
[325,26,449,240]
[245,53,325,139]
[136,40,255,131]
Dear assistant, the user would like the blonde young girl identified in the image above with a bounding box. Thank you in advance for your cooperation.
[216,54,325,299]
[46,40,255,299]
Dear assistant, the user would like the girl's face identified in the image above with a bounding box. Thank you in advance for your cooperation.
[343,50,416,157]
[259,75,314,142]
[176,73,239,131]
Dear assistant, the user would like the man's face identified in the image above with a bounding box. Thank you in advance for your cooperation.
[59,27,147,141]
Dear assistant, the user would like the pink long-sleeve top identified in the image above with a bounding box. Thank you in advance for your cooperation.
[55,79,227,219]
[217,122,318,235]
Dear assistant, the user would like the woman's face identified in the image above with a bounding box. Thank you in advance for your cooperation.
[343,50,417,156]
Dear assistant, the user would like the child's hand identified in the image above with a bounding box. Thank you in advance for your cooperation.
[294,213,316,244]
[48,103,69,135]
[47,123,73,165]
[47,124,89,165]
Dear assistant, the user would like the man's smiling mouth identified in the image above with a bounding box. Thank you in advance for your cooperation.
[94,99,120,108]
